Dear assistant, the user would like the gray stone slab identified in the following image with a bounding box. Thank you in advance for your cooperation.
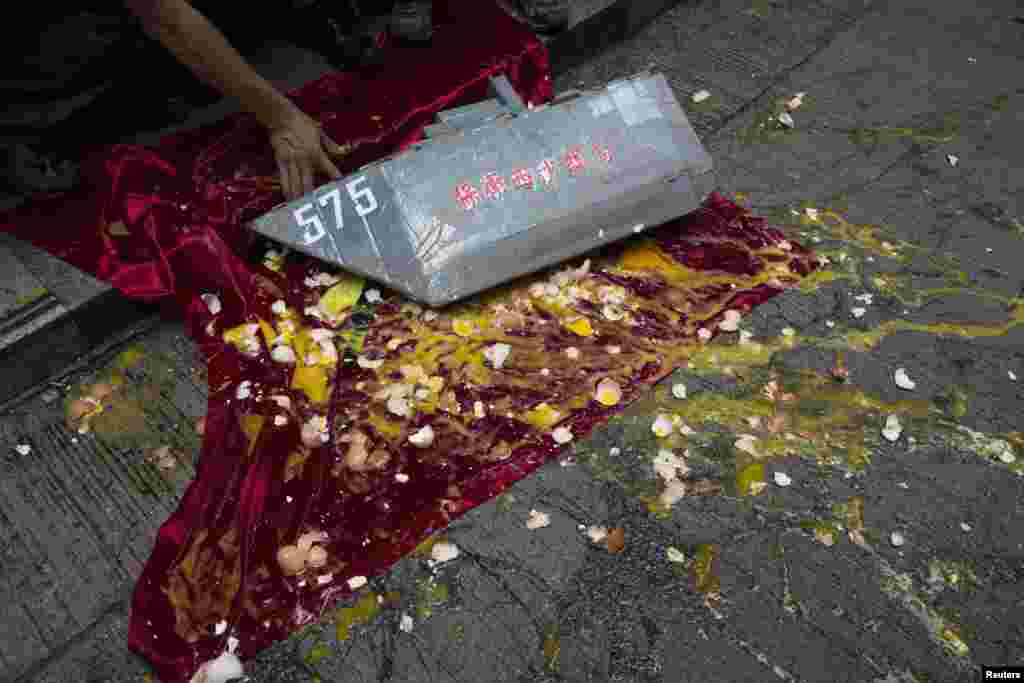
[0,323,206,681]
[18,608,153,683]
[0,242,70,352]
[552,0,876,139]
[0,234,109,313]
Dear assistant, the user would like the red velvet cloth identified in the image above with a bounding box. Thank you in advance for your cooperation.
[0,4,819,683]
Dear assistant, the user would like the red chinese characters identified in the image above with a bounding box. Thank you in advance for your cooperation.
[592,143,612,163]
[481,172,507,199]
[510,168,534,190]
[537,158,556,186]
[456,144,615,209]
[564,148,585,175]
[455,183,482,210]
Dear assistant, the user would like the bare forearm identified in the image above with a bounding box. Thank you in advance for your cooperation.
[126,0,299,130]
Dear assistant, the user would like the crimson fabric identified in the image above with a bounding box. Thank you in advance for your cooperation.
[129,192,815,683]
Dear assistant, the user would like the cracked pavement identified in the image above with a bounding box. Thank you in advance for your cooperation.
[2,0,1023,681]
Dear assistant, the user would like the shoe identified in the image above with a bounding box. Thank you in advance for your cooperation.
[390,1,432,44]
[517,0,569,34]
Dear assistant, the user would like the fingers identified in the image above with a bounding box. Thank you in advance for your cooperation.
[298,161,313,199]
[325,136,351,158]
[275,126,348,199]
[284,162,303,201]
[318,149,342,181]
[313,132,343,179]
[323,135,356,164]
[320,130,341,153]
[277,160,293,201]
[288,164,301,201]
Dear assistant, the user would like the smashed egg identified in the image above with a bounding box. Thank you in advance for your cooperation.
[882,415,902,442]
[357,356,385,370]
[277,545,307,576]
[430,541,460,564]
[235,381,252,400]
[387,396,412,417]
[408,425,435,448]
[484,343,511,369]
[200,293,222,315]
[652,414,675,438]
[893,368,916,390]
[271,345,296,364]
[718,310,742,332]
[595,378,622,406]
[452,319,476,337]
[526,509,551,530]
[552,427,574,444]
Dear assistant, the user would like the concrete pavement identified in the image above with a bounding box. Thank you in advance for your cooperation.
[2,0,1023,681]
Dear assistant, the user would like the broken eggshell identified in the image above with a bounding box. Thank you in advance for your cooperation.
[430,541,460,564]
[200,293,222,315]
[718,309,742,332]
[552,426,574,444]
[526,509,551,530]
[893,368,916,390]
[408,425,435,448]
[785,92,806,111]
[483,343,511,369]
[666,546,687,563]
[301,416,329,447]
[276,545,308,576]
[734,434,760,457]
[653,449,690,481]
[306,546,328,569]
[296,530,328,552]
[271,345,297,364]
[652,414,675,437]
[882,415,903,442]
[190,650,243,683]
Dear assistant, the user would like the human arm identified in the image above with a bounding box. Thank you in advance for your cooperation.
[124,0,347,198]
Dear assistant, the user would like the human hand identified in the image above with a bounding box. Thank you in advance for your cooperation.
[268,110,349,200]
